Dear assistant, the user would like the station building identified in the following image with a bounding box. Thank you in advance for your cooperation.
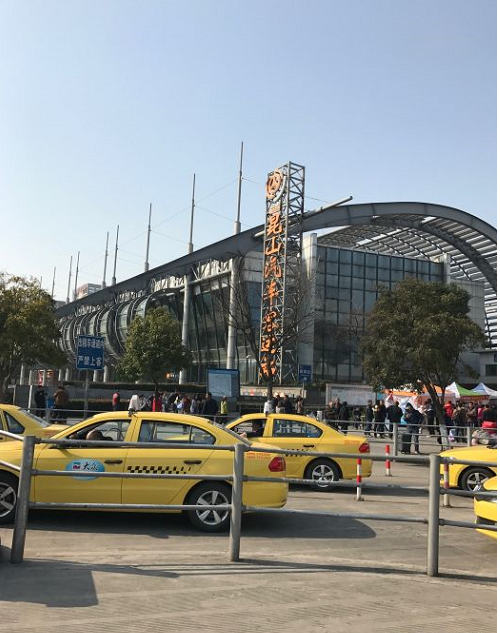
[55,200,497,389]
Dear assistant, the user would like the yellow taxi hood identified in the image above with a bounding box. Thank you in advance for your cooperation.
[440,445,497,459]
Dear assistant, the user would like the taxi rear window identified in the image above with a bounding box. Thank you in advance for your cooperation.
[273,419,323,438]
[139,421,216,445]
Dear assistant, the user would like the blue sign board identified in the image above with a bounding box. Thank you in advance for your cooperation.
[76,335,105,372]
[298,364,312,383]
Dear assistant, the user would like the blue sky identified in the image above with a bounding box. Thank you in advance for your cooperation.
[0,0,496,300]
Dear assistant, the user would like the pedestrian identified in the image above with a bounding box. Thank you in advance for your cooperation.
[423,399,436,436]
[138,394,147,410]
[112,390,121,411]
[451,402,467,443]
[353,405,362,430]
[263,399,274,415]
[219,395,229,422]
[482,404,496,423]
[283,394,294,414]
[373,399,387,438]
[402,403,423,454]
[466,402,478,429]
[387,400,403,437]
[276,396,286,414]
[201,392,218,421]
[295,396,304,415]
[338,401,350,433]
[153,391,164,412]
[364,400,374,436]
[53,384,69,422]
[34,386,47,418]
[128,393,141,413]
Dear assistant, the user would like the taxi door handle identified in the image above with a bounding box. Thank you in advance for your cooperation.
[104,459,123,464]
[303,444,315,448]
[184,460,202,465]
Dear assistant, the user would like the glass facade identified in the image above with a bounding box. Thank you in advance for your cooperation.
[59,246,445,385]
[313,246,444,383]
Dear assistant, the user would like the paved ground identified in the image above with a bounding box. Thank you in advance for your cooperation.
[0,439,496,632]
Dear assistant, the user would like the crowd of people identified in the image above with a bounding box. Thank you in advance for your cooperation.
[319,397,497,452]
[124,390,228,420]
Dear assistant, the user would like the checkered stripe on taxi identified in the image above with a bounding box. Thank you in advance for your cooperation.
[127,465,190,474]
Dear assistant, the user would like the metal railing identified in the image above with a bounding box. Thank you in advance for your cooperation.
[0,429,496,577]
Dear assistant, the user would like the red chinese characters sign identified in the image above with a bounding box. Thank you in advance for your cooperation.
[259,168,288,381]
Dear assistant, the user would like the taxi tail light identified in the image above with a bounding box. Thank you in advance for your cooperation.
[358,442,370,454]
[268,456,286,472]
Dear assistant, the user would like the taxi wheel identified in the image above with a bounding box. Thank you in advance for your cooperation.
[186,483,231,532]
[0,473,18,524]
[305,459,340,491]
[458,467,495,492]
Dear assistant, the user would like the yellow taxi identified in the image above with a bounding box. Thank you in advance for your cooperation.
[0,411,287,532]
[474,476,497,539]
[0,405,66,442]
[226,414,371,491]
[439,445,497,491]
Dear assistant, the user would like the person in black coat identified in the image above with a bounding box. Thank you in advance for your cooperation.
[34,387,47,418]
[201,392,218,420]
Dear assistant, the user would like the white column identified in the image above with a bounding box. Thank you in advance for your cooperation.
[58,369,64,383]
[42,370,47,386]
[93,370,100,382]
[179,273,192,385]
[104,365,111,383]
[64,368,71,382]
[298,233,317,371]
[226,257,238,369]
[19,365,26,386]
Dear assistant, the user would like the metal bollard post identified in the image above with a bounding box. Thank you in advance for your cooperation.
[466,426,472,447]
[427,454,441,577]
[385,444,392,477]
[229,443,245,562]
[355,457,364,501]
[11,436,36,564]
[392,422,398,456]
[442,460,451,508]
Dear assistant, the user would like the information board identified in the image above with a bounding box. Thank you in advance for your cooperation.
[76,335,105,372]
[207,368,240,399]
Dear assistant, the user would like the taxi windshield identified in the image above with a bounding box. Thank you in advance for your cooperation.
[20,409,51,428]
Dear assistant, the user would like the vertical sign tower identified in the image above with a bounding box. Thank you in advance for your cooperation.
[259,162,305,384]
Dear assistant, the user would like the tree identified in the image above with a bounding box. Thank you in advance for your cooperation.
[360,279,486,424]
[0,273,66,401]
[117,307,191,389]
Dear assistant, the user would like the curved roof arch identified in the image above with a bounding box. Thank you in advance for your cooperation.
[56,200,496,346]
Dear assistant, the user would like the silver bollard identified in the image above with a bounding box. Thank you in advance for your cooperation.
[466,426,472,447]
[427,454,441,577]
[229,442,245,562]
[11,435,36,564]
[392,422,399,456]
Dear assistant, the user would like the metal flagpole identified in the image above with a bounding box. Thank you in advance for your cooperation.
[73,251,80,300]
[66,255,73,304]
[188,174,195,254]
[111,224,119,286]
[144,203,152,272]
[102,231,109,288]
[227,143,244,371]
[180,175,196,385]
[51,267,56,299]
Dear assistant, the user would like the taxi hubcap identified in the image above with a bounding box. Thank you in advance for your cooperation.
[0,483,16,517]
[195,490,229,526]
[311,464,335,485]
[465,471,489,491]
